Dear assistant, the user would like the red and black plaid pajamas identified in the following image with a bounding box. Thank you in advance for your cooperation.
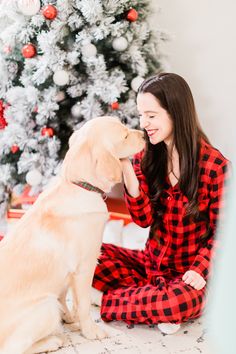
[93,140,230,325]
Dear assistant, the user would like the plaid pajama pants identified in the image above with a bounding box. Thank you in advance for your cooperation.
[92,243,207,325]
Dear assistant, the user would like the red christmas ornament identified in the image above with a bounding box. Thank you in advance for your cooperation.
[111,101,119,110]
[11,145,19,154]
[41,127,54,137]
[126,8,138,22]
[0,100,7,129]
[0,100,4,112]
[0,117,7,130]
[22,44,37,58]
[42,5,58,20]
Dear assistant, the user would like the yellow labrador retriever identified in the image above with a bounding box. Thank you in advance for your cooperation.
[0,116,145,354]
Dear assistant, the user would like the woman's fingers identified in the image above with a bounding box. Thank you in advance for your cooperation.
[182,272,190,282]
[190,280,196,287]
[182,271,193,283]
[193,281,201,290]
[183,276,193,285]
[194,279,206,290]
[182,270,206,290]
[187,278,206,290]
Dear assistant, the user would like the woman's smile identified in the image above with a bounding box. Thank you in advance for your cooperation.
[146,129,158,137]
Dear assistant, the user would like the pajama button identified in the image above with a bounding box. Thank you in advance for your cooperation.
[167,196,172,200]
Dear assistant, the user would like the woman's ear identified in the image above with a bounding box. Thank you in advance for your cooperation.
[94,147,122,184]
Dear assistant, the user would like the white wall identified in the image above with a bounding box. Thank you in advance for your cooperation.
[150,0,236,162]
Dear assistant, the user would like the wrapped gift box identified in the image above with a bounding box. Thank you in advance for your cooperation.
[7,186,132,225]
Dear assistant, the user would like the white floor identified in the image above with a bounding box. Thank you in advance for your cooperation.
[52,305,212,354]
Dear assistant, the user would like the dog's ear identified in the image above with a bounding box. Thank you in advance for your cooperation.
[63,140,91,182]
[68,130,81,148]
[95,147,122,184]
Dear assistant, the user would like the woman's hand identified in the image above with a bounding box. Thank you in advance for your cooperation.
[119,158,140,198]
[182,270,206,290]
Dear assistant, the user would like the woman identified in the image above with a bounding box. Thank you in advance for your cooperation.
[92,73,230,334]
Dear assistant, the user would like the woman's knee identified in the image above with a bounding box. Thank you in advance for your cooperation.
[100,243,122,258]
[166,285,206,321]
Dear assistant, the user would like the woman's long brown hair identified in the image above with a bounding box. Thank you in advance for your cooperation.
[138,73,210,220]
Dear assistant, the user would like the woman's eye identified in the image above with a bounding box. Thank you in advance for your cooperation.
[138,114,157,119]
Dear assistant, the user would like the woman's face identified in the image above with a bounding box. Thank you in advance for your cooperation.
[137,92,174,146]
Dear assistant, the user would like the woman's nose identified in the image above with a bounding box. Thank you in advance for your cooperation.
[139,116,149,129]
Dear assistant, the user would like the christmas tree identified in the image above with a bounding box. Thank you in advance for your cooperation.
[0,0,165,217]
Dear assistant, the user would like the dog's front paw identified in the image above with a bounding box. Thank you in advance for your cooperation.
[64,322,81,332]
[81,320,108,340]
[62,309,80,324]
[62,311,75,324]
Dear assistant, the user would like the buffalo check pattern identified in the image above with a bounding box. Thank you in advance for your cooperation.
[93,140,230,325]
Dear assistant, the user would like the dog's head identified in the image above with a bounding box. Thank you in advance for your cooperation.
[62,116,145,192]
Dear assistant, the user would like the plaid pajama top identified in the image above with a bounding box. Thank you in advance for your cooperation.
[124,140,230,281]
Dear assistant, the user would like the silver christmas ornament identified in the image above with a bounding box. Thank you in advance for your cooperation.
[71,102,81,118]
[26,169,43,186]
[81,43,97,58]
[17,0,41,16]
[53,70,69,86]
[112,37,128,52]
[131,76,145,92]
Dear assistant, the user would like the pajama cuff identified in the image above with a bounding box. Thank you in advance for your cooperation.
[124,185,151,211]
[189,254,210,279]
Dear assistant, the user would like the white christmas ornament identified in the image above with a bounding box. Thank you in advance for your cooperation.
[26,169,43,186]
[53,70,69,86]
[71,103,81,117]
[112,37,128,52]
[131,76,145,92]
[81,43,97,58]
[17,0,41,16]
